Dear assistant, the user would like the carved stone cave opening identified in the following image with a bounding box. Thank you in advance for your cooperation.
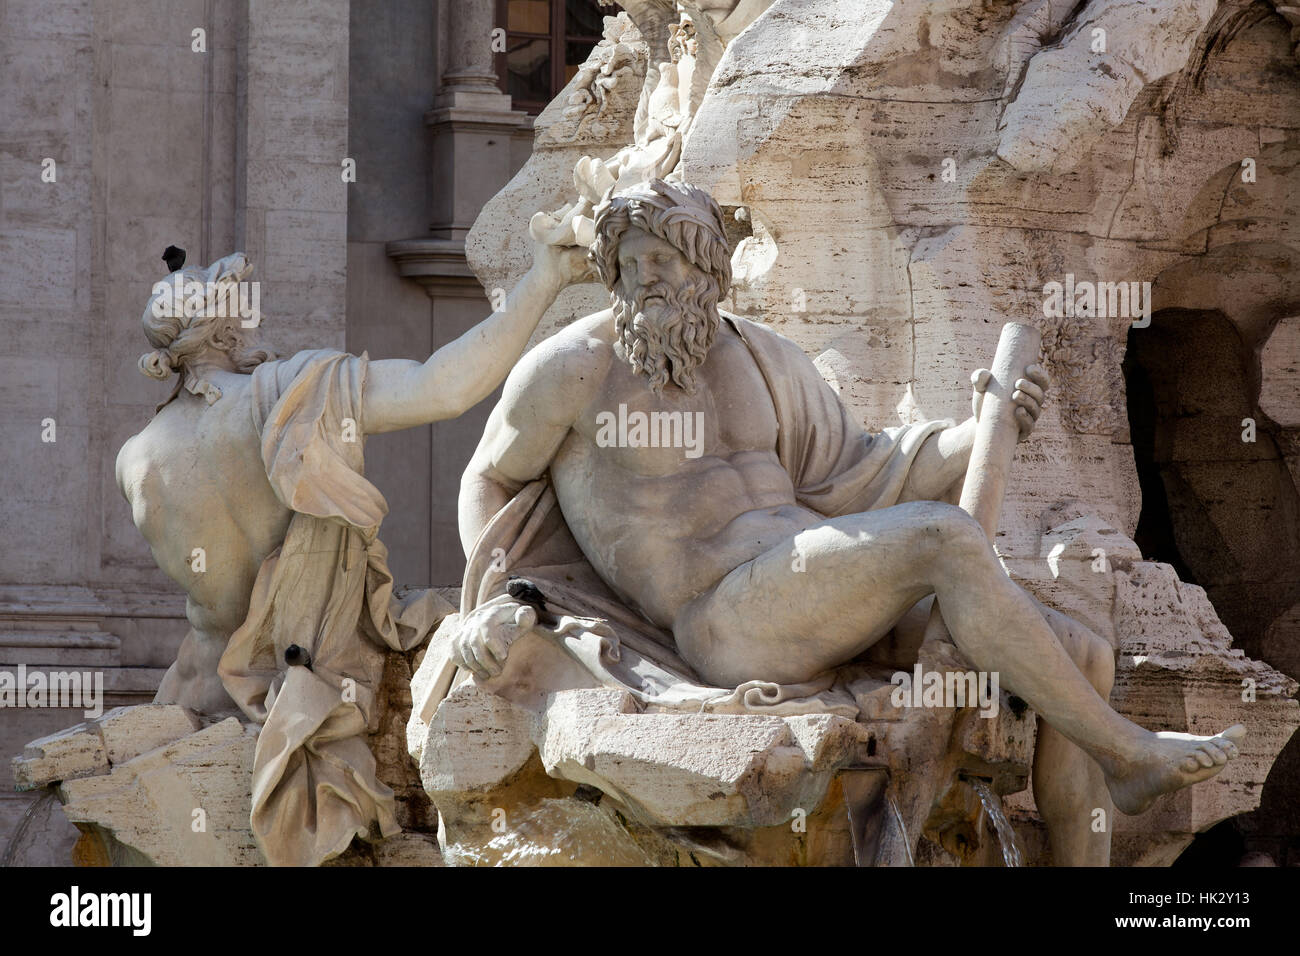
[1124,307,1300,866]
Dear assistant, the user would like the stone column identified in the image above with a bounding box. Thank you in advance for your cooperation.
[439,0,507,99]
[391,0,530,256]
[387,0,532,302]
[387,0,534,585]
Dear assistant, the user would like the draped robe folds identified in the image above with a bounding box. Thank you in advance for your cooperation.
[411,315,952,734]
[217,350,453,867]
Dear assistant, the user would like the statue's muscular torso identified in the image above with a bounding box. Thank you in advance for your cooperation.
[499,312,823,631]
[115,372,291,709]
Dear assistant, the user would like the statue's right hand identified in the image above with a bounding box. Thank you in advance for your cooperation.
[451,600,538,680]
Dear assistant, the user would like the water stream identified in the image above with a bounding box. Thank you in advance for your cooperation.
[967,777,1023,867]
[884,792,915,867]
[1,789,55,867]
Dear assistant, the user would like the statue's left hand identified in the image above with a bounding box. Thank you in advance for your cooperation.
[972,363,1049,441]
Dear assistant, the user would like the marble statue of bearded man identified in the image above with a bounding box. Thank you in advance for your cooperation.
[422,178,1246,867]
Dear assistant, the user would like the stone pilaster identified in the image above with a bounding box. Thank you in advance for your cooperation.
[391,0,530,274]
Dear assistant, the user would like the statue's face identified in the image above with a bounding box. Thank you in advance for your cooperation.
[615,227,702,312]
[609,225,720,395]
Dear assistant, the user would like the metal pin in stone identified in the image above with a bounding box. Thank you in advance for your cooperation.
[506,576,559,627]
[284,644,313,670]
[162,245,186,273]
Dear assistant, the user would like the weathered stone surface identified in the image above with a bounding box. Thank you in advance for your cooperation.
[12,703,201,791]
[372,831,444,867]
[1107,562,1300,866]
[458,0,1299,868]
[997,0,1220,174]
[16,653,444,866]
[1025,515,1145,645]
[420,682,540,796]
[95,704,203,765]
[1260,314,1300,428]
[418,668,1035,866]
[13,724,108,791]
[534,688,641,782]
[373,649,438,835]
[59,718,262,867]
[545,711,810,827]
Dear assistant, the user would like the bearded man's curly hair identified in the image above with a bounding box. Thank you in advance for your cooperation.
[590,178,732,300]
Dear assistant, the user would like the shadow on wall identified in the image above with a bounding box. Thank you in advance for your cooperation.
[1124,308,1300,867]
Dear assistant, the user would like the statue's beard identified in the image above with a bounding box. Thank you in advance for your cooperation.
[612,278,720,395]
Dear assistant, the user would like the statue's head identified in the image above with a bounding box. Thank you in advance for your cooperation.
[138,251,272,395]
[591,178,731,395]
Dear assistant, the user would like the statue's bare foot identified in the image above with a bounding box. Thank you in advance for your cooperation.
[1105,724,1247,815]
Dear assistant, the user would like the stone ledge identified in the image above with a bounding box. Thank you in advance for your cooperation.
[13,704,201,791]
[385,238,484,296]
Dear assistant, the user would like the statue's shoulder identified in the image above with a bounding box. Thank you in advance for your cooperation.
[557,308,616,346]
[721,311,810,360]
[531,308,615,367]
[721,309,763,330]
[117,390,199,465]
[247,347,352,401]
[113,398,202,502]
[254,348,349,382]
[722,310,780,340]
[506,309,614,402]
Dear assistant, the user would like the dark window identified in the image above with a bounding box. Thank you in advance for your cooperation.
[496,0,612,113]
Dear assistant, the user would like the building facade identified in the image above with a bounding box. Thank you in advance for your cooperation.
[0,0,603,859]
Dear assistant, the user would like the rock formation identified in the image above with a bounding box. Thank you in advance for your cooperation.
[456,0,1300,865]
[11,0,1298,868]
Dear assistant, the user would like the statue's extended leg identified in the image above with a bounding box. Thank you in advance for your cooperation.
[673,500,1245,816]
[1030,601,1114,866]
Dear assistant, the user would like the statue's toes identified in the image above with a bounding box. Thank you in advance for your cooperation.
[1201,742,1228,765]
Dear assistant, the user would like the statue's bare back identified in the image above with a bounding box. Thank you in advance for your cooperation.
[117,374,291,710]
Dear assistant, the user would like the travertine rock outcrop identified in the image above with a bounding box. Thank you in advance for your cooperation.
[412,656,1038,867]
[459,0,1300,864]
[12,655,441,866]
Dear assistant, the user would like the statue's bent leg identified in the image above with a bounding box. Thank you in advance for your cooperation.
[674,500,1246,815]
[674,502,944,687]
[1030,601,1114,864]
[886,596,1116,862]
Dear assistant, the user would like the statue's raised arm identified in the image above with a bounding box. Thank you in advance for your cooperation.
[362,236,591,432]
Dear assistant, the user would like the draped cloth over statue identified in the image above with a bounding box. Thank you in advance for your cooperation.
[218,349,452,867]
[412,315,951,731]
